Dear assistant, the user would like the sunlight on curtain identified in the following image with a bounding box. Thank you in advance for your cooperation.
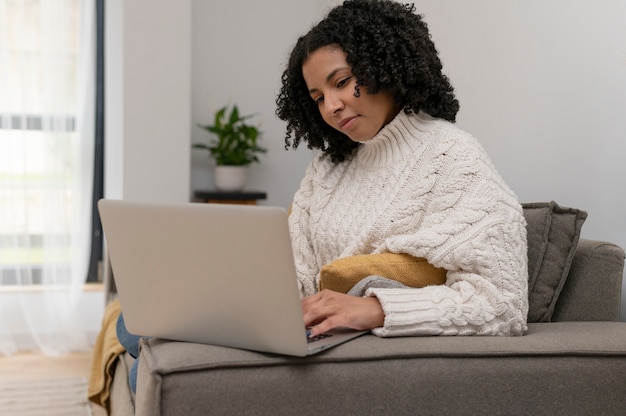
[0,0,95,355]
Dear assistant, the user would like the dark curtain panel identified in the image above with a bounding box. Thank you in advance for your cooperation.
[87,0,105,282]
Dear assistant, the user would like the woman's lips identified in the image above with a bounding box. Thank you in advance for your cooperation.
[339,116,358,130]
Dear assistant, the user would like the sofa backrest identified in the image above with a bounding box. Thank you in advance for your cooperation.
[553,239,624,321]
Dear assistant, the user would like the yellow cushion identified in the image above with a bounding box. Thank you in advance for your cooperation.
[319,253,447,294]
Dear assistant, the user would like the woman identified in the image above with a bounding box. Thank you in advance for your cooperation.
[276,0,528,339]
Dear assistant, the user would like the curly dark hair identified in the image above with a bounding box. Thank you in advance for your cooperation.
[275,0,460,163]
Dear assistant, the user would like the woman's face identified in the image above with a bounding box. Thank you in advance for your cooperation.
[302,45,400,143]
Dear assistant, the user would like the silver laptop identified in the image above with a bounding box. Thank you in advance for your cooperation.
[98,199,366,357]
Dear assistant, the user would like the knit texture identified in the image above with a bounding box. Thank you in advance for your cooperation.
[289,110,528,336]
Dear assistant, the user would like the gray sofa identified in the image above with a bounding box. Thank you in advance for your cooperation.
[105,203,626,415]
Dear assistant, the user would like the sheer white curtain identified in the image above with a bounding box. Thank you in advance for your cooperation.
[0,0,95,355]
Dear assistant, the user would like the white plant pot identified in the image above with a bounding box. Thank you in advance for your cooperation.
[214,165,247,191]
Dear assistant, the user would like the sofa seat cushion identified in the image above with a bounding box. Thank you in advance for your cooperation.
[135,322,626,416]
[139,323,626,365]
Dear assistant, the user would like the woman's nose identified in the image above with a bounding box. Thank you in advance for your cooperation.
[323,93,343,115]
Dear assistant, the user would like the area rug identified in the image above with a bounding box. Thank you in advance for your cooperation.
[0,377,92,416]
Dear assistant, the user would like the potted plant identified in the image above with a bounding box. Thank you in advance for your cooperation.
[194,104,267,191]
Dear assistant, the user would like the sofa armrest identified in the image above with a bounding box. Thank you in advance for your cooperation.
[553,239,625,322]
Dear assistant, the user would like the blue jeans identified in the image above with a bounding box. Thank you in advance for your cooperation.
[116,313,146,393]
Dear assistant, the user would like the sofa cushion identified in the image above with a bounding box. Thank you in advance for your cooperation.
[319,253,446,293]
[522,202,587,322]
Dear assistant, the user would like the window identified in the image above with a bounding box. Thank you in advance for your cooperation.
[0,0,98,285]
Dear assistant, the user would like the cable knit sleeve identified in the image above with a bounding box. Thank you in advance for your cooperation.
[367,129,529,337]
[289,156,323,298]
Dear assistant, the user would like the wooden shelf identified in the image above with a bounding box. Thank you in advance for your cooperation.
[194,190,267,205]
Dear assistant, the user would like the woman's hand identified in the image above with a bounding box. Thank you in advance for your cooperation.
[302,289,385,338]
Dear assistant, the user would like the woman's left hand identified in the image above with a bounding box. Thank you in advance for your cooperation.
[302,289,385,338]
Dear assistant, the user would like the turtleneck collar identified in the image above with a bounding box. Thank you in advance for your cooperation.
[355,110,437,168]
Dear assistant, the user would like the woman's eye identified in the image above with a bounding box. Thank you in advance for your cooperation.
[337,77,351,88]
[313,96,324,105]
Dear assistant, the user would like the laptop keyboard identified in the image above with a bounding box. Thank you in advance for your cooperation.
[307,333,333,343]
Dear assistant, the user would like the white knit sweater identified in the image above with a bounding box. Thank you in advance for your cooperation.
[289,110,529,337]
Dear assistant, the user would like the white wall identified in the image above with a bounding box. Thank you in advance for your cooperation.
[109,1,625,319]
[190,0,626,318]
[105,0,191,203]
[412,1,626,319]
[190,0,341,208]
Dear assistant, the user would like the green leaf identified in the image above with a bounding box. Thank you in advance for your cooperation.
[193,103,266,166]
[229,105,240,125]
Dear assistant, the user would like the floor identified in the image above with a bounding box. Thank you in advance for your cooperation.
[0,350,107,415]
